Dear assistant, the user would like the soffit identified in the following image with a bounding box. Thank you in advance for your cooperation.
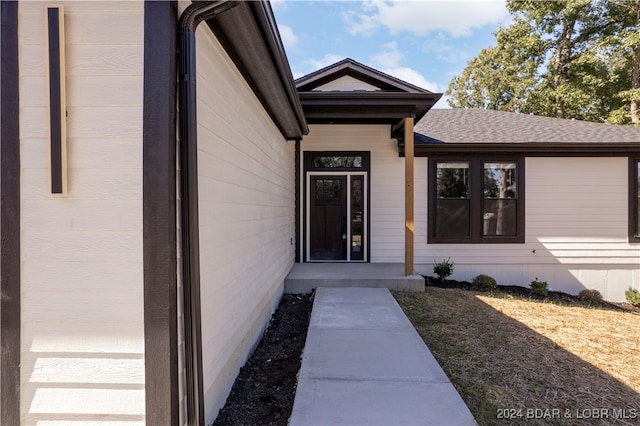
[204,1,308,140]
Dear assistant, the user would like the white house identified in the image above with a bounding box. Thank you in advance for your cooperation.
[1,1,639,425]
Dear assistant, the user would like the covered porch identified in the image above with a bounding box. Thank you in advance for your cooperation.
[284,263,424,294]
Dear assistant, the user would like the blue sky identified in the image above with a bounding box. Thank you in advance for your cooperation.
[272,0,511,108]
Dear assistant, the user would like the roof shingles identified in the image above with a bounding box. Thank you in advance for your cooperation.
[415,109,640,143]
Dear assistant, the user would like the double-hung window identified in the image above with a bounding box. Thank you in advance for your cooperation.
[631,158,640,243]
[429,157,524,243]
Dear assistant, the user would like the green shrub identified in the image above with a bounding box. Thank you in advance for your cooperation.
[471,274,497,292]
[433,258,454,281]
[578,289,603,303]
[530,278,548,297]
[625,287,640,307]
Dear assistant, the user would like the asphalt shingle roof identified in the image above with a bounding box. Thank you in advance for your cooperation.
[415,109,640,143]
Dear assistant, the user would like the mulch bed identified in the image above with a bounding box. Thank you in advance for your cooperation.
[424,276,640,313]
[212,278,638,425]
[213,292,314,426]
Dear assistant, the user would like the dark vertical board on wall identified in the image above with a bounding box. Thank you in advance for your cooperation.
[295,140,300,262]
[142,1,179,425]
[46,7,65,193]
[1,1,21,424]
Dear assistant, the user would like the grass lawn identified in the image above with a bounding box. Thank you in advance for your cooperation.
[393,287,640,426]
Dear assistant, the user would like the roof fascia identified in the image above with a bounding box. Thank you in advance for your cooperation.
[397,141,640,157]
[298,91,441,137]
[204,1,308,139]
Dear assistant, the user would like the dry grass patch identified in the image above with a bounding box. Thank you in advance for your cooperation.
[393,288,640,426]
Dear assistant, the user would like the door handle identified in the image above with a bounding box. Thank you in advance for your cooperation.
[342,234,347,240]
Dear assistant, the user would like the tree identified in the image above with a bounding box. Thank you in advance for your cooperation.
[446,22,543,111]
[602,0,640,126]
[447,0,638,125]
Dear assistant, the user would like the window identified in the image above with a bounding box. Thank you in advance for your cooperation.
[306,152,366,170]
[630,159,640,243]
[429,157,524,243]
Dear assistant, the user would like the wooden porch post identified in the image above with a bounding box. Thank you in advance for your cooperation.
[404,116,414,276]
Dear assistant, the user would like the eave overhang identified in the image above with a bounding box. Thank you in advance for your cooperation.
[397,140,640,157]
[298,91,442,138]
[203,1,308,140]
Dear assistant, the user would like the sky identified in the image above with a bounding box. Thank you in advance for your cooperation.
[271,0,512,108]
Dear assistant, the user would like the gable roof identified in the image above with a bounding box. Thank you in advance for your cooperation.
[295,58,442,138]
[296,58,430,93]
[401,109,640,156]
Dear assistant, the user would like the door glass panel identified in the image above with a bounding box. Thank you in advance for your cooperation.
[314,179,323,199]
[351,176,364,260]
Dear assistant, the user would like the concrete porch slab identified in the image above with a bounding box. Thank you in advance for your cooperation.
[284,263,424,294]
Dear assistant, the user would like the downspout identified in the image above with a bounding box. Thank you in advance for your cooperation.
[178,2,238,425]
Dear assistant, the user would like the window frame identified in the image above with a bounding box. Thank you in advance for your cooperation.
[428,156,525,244]
[629,157,640,243]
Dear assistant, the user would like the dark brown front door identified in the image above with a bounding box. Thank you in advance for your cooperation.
[310,176,347,260]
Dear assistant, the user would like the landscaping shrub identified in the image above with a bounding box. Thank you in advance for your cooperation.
[471,274,497,292]
[433,258,454,281]
[625,287,640,307]
[578,289,603,303]
[530,278,548,297]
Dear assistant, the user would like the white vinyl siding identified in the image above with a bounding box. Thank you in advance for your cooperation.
[314,75,381,91]
[416,157,640,301]
[19,1,145,424]
[194,25,295,424]
[302,128,638,301]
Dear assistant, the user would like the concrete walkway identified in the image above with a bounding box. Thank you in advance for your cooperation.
[289,287,476,426]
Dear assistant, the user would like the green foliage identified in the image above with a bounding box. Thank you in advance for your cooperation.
[530,278,548,297]
[578,289,603,303]
[447,0,640,126]
[433,258,454,281]
[625,287,640,307]
[471,274,497,292]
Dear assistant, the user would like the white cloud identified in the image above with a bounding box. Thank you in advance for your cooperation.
[293,54,344,79]
[370,42,439,92]
[370,41,404,68]
[303,54,344,71]
[423,37,469,63]
[345,0,508,38]
[278,24,298,50]
[382,67,440,92]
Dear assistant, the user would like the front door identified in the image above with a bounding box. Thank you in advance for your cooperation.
[310,176,347,260]
[307,173,367,261]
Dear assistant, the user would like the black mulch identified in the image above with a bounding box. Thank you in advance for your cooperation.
[213,292,314,426]
[424,276,640,313]
[212,278,638,426]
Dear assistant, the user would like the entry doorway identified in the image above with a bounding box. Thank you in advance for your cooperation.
[306,172,367,262]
